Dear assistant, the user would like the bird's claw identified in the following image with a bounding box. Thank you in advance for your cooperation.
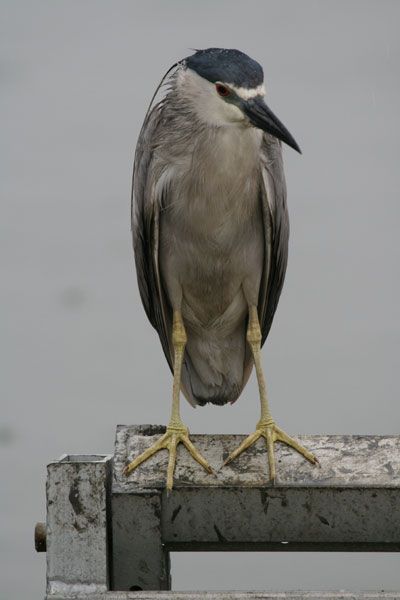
[224,422,318,482]
[124,423,213,492]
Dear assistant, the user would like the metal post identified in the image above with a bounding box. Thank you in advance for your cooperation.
[111,425,171,591]
[45,454,112,598]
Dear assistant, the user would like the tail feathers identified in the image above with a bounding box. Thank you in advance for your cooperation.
[180,327,249,407]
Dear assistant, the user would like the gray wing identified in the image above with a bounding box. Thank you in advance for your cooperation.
[131,104,173,372]
[258,135,290,347]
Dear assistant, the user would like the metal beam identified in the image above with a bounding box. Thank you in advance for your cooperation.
[40,426,400,597]
[115,426,400,553]
[43,591,400,600]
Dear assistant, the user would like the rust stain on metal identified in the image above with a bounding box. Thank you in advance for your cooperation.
[34,522,46,552]
[213,524,227,543]
[171,505,182,523]
[317,514,330,526]
[69,478,83,516]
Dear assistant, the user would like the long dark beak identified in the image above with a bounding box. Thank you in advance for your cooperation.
[243,97,301,153]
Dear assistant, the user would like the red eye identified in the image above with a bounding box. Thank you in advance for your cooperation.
[216,83,230,97]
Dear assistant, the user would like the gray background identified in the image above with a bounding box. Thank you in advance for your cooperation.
[1,0,399,597]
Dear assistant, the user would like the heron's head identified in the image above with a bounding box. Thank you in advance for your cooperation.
[178,48,300,153]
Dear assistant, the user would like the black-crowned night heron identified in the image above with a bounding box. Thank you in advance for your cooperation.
[125,48,318,491]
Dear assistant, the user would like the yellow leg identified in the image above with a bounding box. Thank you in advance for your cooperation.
[124,310,213,492]
[224,306,319,482]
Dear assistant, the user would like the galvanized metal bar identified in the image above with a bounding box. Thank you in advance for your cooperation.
[111,491,171,591]
[116,427,400,554]
[41,427,400,597]
[111,426,171,591]
[161,486,399,551]
[40,590,400,599]
[45,454,113,598]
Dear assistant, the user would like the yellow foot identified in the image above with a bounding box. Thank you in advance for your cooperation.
[224,421,319,483]
[123,424,214,493]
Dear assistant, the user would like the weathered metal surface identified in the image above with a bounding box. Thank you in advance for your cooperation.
[116,426,400,489]
[41,590,400,599]
[112,426,171,591]
[111,492,170,591]
[162,486,399,549]
[35,521,46,552]
[115,426,400,554]
[42,429,400,597]
[45,454,113,597]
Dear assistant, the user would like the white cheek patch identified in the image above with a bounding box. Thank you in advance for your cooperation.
[179,68,247,126]
[229,83,266,100]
